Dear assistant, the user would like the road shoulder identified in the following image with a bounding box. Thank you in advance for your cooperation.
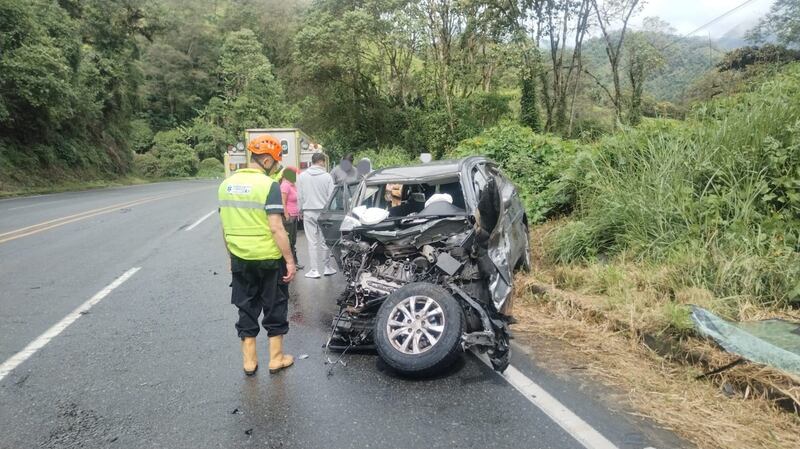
[511,286,800,449]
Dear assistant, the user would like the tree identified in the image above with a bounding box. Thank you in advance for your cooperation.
[293,0,513,154]
[589,0,643,124]
[542,0,592,134]
[139,0,221,130]
[490,0,593,135]
[747,0,800,48]
[419,0,513,148]
[217,29,296,139]
[141,42,209,129]
[520,69,541,131]
[0,0,78,133]
[129,118,154,153]
[422,0,460,141]
[717,44,800,71]
[292,3,402,150]
[0,0,161,176]
[625,31,664,125]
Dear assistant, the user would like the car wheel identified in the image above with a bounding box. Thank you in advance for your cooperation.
[375,283,463,377]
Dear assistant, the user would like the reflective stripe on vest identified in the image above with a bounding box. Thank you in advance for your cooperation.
[218,200,265,209]
[218,169,281,261]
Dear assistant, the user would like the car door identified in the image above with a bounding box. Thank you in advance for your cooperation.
[487,166,529,272]
[317,182,355,248]
[472,163,527,313]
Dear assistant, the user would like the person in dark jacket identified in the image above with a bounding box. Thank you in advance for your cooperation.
[330,154,358,185]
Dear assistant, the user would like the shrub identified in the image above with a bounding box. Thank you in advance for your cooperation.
[153,128,188,149]
[188,118,227,161]
[450,122,586,222]
[547,63,800,307]
[133,152,160,177]
[129,119,154,153]
[154,143,198,177]
[355,147,417,170]
[197,157,223,178]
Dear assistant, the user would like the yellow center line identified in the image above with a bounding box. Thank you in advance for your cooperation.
[0,196,162,238]
[0,187,209,244]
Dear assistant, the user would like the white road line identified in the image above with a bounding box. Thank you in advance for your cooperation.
[185,210,216,231]
[473,350,621,449]
[7,200,62,211]
[0,194,45,203]
[0,267,141,382]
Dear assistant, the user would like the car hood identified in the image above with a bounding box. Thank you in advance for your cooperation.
[353,216,471,246]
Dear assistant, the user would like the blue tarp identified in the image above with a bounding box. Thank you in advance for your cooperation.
[690,306,800,377]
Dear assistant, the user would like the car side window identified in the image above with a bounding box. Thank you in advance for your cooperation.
[487,164,516,208]
[359,185,383,208]
[327,185,345,211]
[343,183,355,210]
[486,165,506,188]
[471,165,488,194]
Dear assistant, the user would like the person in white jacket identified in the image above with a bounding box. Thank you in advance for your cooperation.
[296,153,336,279]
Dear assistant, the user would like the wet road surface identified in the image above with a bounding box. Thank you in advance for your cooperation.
[0,180,688,448]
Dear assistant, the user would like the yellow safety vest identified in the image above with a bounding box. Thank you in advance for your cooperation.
[269,166,284,183]
[218,168,281,261]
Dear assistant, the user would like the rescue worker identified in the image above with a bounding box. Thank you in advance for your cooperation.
[218,134,297,376]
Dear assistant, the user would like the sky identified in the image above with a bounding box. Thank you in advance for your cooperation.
[633,0,774,37]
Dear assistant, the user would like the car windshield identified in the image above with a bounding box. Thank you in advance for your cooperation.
[354,176,466,218]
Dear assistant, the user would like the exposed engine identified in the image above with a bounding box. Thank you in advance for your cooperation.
[327,216,512,373]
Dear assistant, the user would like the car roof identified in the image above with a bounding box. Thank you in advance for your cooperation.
[364,156,486,183]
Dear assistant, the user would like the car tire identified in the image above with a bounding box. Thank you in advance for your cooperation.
[375,283,463,377]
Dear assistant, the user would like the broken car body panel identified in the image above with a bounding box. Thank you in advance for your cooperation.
[326,157,530,374]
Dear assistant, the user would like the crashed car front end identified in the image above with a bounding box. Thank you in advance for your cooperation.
[325,162,527,376]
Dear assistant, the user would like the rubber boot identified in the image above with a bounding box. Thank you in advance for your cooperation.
[268,335,294,374]
[242,337,258,376]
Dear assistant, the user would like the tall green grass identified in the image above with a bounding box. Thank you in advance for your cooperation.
[548,63,800,308]
[450,122,585,222]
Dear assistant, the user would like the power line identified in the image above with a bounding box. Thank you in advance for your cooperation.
[683,0,762,38]
[659,0,764,52]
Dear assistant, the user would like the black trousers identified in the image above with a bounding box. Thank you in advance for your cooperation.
[283,216,299,263]
[230,256,289,339]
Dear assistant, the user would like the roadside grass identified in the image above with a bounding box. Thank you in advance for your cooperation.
[517,220,800,447]
[0,176,151,198]
[531,218,800,336]
[511,287,800,449]
[0,174,223,199]
[547,64,800,315]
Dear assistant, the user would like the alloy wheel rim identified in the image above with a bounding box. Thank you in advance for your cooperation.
[386,295,445,355]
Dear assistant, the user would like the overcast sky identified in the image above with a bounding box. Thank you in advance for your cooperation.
[633,0,774,36]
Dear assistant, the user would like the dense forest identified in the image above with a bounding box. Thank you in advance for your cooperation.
[3,0,797,186]
[1,0,800,315]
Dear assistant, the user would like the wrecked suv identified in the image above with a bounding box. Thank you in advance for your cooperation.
[319,157,530,376]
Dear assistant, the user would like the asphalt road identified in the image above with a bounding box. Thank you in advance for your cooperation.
[0,180,689,449]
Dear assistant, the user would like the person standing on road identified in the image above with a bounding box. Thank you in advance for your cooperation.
[218,134,297,376]
[280,166,303,270]
[296,152,336,279]
[330,154,358,185]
